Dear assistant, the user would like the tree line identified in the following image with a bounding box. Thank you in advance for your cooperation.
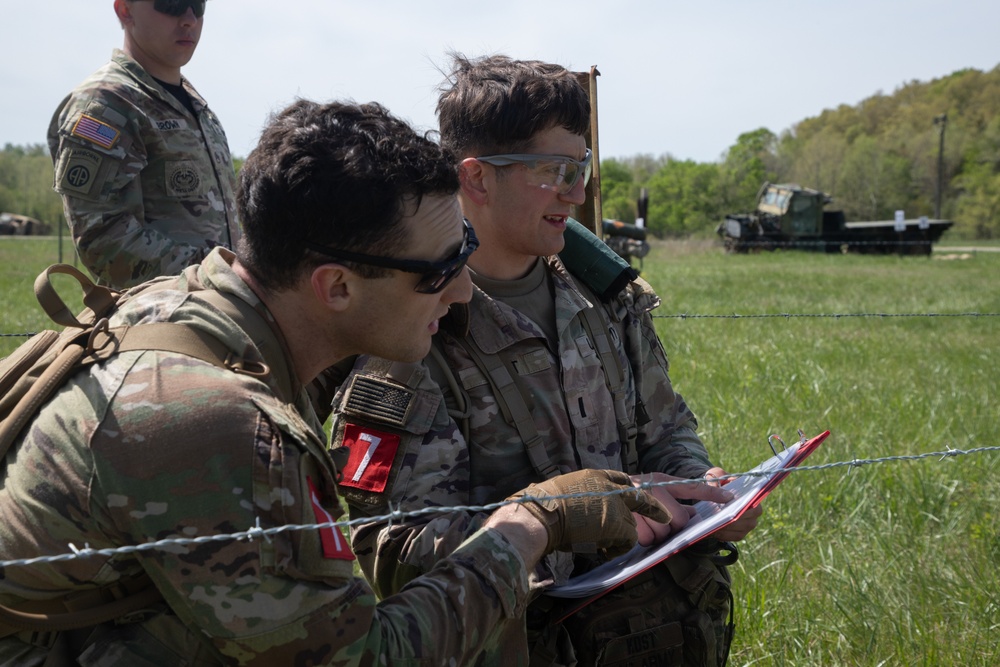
[3,64,998,239]
[601,65,1000,240]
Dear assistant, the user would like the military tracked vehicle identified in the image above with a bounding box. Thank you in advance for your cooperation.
[0,212,50,236]
[716,183,953,255]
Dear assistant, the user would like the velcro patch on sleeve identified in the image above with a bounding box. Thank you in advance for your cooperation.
[338,424,401,493]
[71,114,120,150]
[343,374,414,427]
[305,477,355,561]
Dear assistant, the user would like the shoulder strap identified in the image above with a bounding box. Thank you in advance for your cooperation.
[0,267,289,636]
[0,575,161,636]
[0,321,247,460]
[426,340,472,444]
[450,334,561,478]
[196,289,296,404]
[575,304,639,471]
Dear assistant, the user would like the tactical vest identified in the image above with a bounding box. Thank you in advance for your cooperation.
[427,266,737,667]
[429,270,639,480]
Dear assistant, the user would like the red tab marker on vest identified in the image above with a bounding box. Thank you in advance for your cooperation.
[306,477,355,561]
[338,424,400,493]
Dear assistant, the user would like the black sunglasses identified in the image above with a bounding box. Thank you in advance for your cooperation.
[140,0,207,17]
[305,219,479,294]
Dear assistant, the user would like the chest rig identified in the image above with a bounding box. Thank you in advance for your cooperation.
[430,268,640,480]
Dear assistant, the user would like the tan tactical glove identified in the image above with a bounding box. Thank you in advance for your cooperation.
[507,469,672,557]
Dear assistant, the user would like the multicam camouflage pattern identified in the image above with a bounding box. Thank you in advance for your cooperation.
[335,259,708,553]
[48,49,240,289]
[331,256,733,664]
[0,248,533,666]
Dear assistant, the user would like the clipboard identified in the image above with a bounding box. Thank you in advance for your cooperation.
[546,430,831,613]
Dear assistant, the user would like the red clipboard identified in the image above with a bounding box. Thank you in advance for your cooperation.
[548,430,831,621]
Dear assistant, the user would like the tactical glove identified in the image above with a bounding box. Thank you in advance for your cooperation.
[507,469,671,557]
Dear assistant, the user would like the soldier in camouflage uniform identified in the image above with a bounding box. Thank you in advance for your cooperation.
[330,54,763,666]
[48,0,239,289]
[0,99,686,666]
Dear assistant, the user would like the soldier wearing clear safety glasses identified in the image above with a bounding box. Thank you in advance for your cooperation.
[329,54,762,666]
[48,0,240,289]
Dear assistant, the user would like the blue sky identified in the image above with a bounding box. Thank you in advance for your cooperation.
[5,1,998,163]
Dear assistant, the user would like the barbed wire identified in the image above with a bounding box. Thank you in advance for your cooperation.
[3,311,998,340]
[2,443,998,570]
[652,311,1000,320]
[721,239,970,250]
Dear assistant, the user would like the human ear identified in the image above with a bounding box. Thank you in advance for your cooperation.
[310,264,352,312]
[459,158,490,206]
[114,0,132,24]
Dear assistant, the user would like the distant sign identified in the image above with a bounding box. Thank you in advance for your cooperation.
[894,210,906,232]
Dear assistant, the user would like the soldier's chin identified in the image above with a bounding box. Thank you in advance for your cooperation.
[386,338,433,364]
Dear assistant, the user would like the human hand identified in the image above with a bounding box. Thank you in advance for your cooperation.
[631,472,735,546]
[704,467,763,542]
[505,469,671,557]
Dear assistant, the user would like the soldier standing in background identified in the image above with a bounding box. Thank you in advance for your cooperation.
[330,53,762,666]
[47,0,239,289]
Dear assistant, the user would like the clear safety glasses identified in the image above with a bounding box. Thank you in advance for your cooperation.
[476,148,593,195]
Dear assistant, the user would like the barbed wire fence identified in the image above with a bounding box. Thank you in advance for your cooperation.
[3,311,999,340]
[1,284,996,636]
[1,443,998,570]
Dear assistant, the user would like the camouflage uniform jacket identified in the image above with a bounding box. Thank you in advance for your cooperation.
[0,248,532,666]
[48,49,240,289]
[331,255,713,598]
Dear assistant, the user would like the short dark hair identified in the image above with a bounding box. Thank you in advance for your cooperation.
[236,99,459,291]
[436,53,590,158]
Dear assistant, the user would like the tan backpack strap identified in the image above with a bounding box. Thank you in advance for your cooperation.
[0,575,161,635]
[195,290,297,404]
[0,338,90,456]
[0,323,241,458]
[109,323,237,371]
[34,264,118,329]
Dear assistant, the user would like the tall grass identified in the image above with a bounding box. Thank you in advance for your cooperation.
[2,238,997,665]
[641,242,999,666]
[0,237,83,358]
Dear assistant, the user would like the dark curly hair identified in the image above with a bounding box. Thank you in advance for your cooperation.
[436,53,590,159]
[236,99,459,291]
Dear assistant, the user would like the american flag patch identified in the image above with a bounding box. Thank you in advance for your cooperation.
[71,114,120,149]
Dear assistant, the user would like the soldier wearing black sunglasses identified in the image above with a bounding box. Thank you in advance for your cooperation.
[330,53,759,667]
[47,0,238,290]
[137,0,207,17]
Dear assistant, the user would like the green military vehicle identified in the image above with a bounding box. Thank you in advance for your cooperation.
[0,212,50,236]
[716,182,953,255]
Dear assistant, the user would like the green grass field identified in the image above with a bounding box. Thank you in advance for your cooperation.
[2,237,998,665]
[642,241,999,666]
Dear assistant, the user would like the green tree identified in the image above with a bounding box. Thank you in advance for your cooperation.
[836,136,914,221]
[644,159,722,237]
[720,128,778,210]
[953,114,1000,237]
[599,158,638,222]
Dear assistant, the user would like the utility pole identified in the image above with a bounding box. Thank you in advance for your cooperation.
[933,113,947,219]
